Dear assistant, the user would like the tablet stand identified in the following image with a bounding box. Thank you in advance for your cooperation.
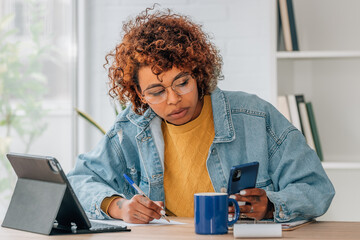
[2,178,66,235]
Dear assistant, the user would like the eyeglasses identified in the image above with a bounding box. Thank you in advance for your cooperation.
[142,77,195,104]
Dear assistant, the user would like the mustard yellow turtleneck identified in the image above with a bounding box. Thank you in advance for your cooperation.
[162,95,215,217]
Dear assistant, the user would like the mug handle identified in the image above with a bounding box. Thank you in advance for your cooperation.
[228,198,240,226]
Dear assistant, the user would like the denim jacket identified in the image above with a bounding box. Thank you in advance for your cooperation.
[68,88,335,222]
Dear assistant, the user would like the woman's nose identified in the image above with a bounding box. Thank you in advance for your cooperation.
[166,88,181,105]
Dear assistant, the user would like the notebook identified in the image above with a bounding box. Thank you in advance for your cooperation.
[2,153,130,235]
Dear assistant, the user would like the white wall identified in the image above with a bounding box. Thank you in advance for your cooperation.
[318,168,360,222]
[293,0,360,51]
[77,0,275,154]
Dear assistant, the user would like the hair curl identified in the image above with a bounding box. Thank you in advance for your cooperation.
[105,6,223,115]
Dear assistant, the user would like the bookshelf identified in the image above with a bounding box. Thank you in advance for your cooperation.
[274,0,360,221]
[322,162,360,170]
[275,0,360,166]
[277,51,360,59]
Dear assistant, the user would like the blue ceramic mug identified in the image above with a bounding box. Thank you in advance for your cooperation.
[194,192,240,235]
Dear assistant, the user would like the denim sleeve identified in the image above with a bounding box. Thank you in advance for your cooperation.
[67,133,129,220]
[265,107,335,222]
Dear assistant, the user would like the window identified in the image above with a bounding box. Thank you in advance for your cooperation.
[0,0,76,218]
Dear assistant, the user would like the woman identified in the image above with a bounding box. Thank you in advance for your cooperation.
[68,7,335,224]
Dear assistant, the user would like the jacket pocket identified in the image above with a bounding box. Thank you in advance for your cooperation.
[256,179,274,191]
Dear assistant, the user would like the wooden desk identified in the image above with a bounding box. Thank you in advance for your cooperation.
[1,218,360,240]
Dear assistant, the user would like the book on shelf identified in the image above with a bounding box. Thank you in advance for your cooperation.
[277,2,285,51]
[295,94,305,133]
[277,96,291,122]
[277,95,323,161]
[278,0,292,51]
[286,0,299,51]
[306,102,323,161]
[278,0,299,51]
[298,102,316,151]
[287,94,302,132]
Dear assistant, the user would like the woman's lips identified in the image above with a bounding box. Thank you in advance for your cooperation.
[168,108,188,119]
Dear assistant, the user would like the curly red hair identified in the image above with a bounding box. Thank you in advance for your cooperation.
[105,7,223,115]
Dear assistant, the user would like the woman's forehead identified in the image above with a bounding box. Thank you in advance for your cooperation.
[138,66,186,85]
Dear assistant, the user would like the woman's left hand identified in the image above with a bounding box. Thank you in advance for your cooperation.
[229,188,274,220]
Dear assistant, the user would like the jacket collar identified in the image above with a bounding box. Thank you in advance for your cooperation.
[126,87,235,142]
[210,88,235,143]
[126,107,158,129]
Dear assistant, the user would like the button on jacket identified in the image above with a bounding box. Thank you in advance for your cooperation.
[67,88,335,222]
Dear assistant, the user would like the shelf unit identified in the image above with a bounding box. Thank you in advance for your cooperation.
[277,51,360,59]
[266,0,360,222]
[275,0,360,168]
[322,162,360,170]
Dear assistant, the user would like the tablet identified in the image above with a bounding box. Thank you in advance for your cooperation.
[2,153,130,235]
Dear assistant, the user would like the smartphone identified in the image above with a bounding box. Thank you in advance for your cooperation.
[227,161,259,195]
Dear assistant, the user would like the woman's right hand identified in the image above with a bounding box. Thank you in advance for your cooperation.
[108,195,164,223]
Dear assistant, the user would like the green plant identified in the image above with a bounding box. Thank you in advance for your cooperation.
[75,108,106,135]
[75,102,126,135]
